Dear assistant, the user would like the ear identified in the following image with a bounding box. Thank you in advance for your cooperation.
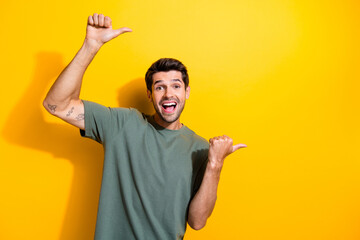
[147,90,153,102]
[185,86,190,99]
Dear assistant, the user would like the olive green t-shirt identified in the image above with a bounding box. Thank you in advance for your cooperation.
[80,100,209,240]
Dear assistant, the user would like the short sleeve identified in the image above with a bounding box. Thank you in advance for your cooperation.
[191,148,209,198]
[80,100,130,144]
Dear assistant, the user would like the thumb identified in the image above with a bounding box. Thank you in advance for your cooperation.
[232,143,247,153]
[113,27,133,37]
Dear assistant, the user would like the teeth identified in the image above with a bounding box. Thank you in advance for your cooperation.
[163,102,176,106]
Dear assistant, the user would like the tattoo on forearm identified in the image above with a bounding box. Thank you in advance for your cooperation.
[66,107,74,117]
[48,104,57,113]
[75,114,84,121]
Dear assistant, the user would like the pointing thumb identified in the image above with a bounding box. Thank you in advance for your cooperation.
[232,143,247,153]
[113,27,133,37]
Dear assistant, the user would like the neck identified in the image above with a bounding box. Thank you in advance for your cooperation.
[153,114,183,130]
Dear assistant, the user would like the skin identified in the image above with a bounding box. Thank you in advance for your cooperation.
[147,70,190,130]
[43,13,246,231]
[43,13,132,129]
[188,135,246,229]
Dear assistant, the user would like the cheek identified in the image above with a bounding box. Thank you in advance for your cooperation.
[152,95,162,103]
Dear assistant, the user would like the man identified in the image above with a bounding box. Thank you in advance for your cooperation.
[43,13,246,240]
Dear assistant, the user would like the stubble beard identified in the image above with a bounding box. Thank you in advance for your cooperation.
[153,99,186,124]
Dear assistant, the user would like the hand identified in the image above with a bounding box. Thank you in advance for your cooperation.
[86,13,132,47]
[208,135,246,171]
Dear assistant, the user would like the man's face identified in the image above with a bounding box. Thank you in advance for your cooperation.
[147,70,190,128]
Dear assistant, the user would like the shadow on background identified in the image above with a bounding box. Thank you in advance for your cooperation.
[2,52,152,239]
[117,78,154,115]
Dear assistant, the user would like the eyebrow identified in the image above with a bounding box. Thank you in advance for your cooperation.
[154,79,182,85]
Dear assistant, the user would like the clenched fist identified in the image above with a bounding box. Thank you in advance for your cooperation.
[86,13,132,47]
[208,135,246,171]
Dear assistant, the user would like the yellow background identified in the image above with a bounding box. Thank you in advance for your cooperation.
[1,0,359,239]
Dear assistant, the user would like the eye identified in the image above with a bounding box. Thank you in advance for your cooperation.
[155,86,164,91]
[173,84,181,89]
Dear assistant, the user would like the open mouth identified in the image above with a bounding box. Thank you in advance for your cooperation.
[161,101,177,113]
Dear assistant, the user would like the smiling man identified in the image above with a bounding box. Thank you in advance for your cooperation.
[146,64,190,130]
[43,13,246,240]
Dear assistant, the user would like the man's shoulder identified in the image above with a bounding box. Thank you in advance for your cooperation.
[110,106,141,116]
[83,100,148,126]
[110,107,149,125]
[184,126,209,149]
[83,100,142,115]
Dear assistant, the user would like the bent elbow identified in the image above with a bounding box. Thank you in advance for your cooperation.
[191,224,205,231]
[188,220,206,231]
[43,99,56,116]
[42,99,48,109]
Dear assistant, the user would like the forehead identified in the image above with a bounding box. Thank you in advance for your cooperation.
[152,70,183,84]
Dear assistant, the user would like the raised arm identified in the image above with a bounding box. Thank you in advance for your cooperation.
[43,13,132,129]
[188,135,247,230]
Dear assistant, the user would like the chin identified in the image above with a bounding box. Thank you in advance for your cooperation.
[160,114,180,124]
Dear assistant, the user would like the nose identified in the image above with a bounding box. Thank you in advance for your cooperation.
[164,87,174,98]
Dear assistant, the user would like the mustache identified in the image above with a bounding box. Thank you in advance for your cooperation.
[160,97,179,104]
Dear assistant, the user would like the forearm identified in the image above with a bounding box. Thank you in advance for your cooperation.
[188,160,222,230]
[43,39,101,113]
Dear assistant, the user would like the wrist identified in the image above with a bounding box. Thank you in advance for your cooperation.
[206,159,222,178]
[83,38,103,53]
